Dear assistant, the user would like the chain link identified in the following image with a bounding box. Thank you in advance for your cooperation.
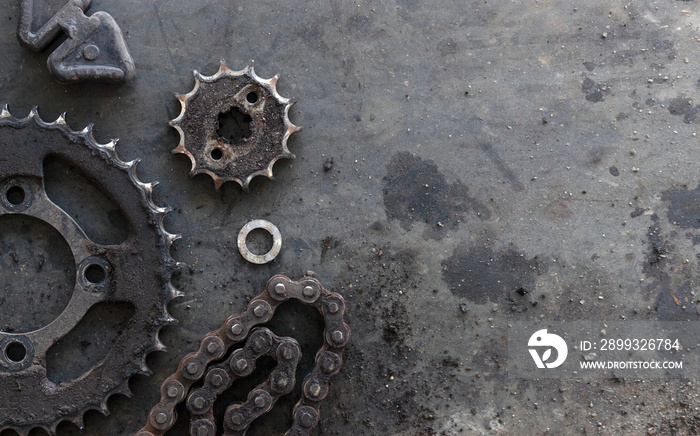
[137,275,349,435]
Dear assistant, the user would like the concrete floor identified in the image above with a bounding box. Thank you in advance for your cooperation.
[1,0,700,434]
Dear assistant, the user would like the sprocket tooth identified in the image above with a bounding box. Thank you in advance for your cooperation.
[248,65,262,82]
[170,137,191,156]
[163,230,180,246]
[95,400,110,416]
[149,329,168,353]
[218,59,230,73]
[54,112,67,125]
[72,415,85,430]
[151,200,170,216]
[213,177,225,192]
[80,122,94,135]
[160,311,179,325]
[169,282,185,299]
[136,357,152,376]
[112,381,133,398]
[28,108,44,126]
[94,139,117,155]
[45,423,59,436]
[0,104,11,119]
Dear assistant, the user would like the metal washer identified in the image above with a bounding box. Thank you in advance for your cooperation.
[237,219,282,264]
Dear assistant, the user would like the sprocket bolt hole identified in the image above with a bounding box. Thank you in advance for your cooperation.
[85,264,106,284]
[246,92,258,104]
[6,342,26,362]
[210,148,223,161]
[6,186,25,205]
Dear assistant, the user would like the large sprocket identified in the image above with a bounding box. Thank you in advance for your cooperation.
[0,107,181,434]
[170,60,300,191]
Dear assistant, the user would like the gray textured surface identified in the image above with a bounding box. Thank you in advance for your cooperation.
[2,0,700,434]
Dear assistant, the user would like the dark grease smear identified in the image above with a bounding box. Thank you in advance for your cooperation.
[641,215,696,320]
[383,152,490,240]
[667,95,699,124]
[442,246,543,304]
[630,207,645,218]
[655,282,693,321]
[437,38,458,56]
[582,77,609,102]
[668,96,692,115]
[684,106,700,124]
[644,214,669,266]
[662,182,700,229]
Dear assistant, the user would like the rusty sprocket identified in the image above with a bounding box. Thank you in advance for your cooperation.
[0,107,180,434]
[170,61,300,191]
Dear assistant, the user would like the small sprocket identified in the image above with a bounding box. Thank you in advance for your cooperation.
[170,60,300,191]
[0,107,181,435]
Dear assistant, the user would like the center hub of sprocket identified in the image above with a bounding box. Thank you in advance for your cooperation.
[0,107,181,435]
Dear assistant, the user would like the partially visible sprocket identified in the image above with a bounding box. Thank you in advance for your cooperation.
[0,106,181,435]
[170,60,300,191]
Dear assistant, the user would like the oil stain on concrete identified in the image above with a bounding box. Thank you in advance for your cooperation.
[662,182,700,229]
[382,152,490,240]
[641,214,671,294]
[441,245,543,304]
[639,213,696,320]
[667,95,699,124]
[582,76,609,102]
